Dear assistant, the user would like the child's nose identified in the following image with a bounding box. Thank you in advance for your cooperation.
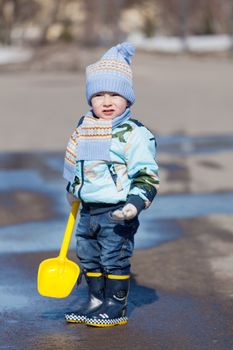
[103,95,112,106]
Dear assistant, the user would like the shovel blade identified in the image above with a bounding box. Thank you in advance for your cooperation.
[37,257,80,298]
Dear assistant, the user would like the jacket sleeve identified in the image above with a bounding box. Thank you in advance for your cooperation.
[125,125,160,213]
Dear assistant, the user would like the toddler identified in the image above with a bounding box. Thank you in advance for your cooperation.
[64,42,159,327]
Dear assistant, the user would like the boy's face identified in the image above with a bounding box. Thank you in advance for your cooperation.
[91,92,128,120]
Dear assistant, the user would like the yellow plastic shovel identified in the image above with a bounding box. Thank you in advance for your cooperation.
[37,201,80,298]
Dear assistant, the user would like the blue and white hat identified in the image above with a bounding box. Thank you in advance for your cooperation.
[86,42,135,106]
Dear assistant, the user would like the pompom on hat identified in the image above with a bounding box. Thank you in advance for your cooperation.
[86,42,135,106]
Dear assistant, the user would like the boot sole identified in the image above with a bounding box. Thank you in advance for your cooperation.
[66,319,84,324]
[85,317,128,327]
[65,314,86,323]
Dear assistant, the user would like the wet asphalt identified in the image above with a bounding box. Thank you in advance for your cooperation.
[1,141,233,350]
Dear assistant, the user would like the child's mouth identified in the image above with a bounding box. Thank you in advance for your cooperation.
[103,109,114,115]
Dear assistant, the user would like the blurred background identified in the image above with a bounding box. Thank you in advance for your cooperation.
[0,0,233,47]
[0,0,233,149]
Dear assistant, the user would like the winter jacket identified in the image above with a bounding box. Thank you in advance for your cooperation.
[66,118,159,213]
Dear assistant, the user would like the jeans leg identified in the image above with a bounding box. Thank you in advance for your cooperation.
[75,209,102,272]
[98,210,140,274]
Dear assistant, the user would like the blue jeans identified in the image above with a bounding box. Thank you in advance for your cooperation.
[75,205,140,275]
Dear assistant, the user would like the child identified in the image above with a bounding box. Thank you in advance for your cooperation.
[64,42,159,327]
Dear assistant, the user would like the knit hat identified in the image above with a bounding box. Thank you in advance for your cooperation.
[86,42,135,106]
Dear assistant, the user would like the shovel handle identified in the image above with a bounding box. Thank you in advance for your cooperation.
[59,201,80,259]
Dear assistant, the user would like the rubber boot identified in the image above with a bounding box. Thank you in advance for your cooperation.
[65,272,105,323]
[85,274,130,327]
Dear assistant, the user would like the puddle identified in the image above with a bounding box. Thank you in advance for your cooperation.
[0,220,74,254]
[0,169,63,192]
[135,218,182,249]
[0,168,67,219]
[158,133,233,155]
[1,151,233,252]
[1,192,233,253]
[0,287,28,311]
[137,192,233,248]
[0,216,181,253]
[151,192,233,219]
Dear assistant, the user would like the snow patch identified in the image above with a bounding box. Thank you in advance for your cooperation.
[0,46,32,65]
[128,34,233,53]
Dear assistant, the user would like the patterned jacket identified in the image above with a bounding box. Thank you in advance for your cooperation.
[67,118,159,213]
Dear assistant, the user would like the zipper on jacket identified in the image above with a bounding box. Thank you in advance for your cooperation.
[107,163,123,191]
[78,160,84,201]
[107,163,118,187]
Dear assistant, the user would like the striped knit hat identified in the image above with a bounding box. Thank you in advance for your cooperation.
[86,42,135,106]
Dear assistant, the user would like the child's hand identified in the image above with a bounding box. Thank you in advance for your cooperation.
[66,192,78,206]
[112,203,137,220]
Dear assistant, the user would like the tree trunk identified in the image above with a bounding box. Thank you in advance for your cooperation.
[38,0,62,45]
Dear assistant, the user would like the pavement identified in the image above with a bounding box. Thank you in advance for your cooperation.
[0,51,233,350]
